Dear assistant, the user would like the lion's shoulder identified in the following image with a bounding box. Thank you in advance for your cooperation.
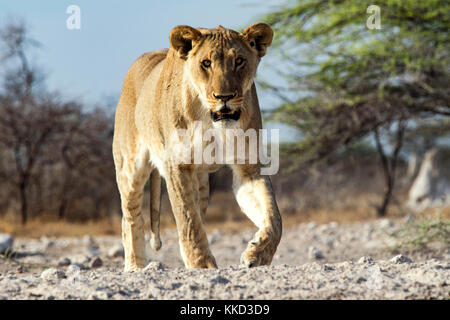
[129,49,168,94]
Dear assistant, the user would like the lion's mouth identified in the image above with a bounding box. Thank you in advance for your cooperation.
[210,107,241,122]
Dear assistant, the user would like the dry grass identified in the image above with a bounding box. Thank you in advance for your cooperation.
[0,216,122,238]
[1,191,448,238]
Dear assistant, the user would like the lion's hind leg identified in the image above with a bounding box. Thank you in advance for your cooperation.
[114,147,151,271]
[149,169,162,251]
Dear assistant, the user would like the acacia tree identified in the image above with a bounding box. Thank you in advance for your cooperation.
[261,0,450,215]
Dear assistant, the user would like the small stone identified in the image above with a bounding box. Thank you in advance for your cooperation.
[41,268,66,280]
[83,235,97,246]
[170,283,182,290]
[92,290,112,300]
[306,222,317,230]
[90,257,103,268]
[58,257,72,267]
[358,256,374,264]
[445,249,450,261]
[67,264,81,275]
[0,233,14,254]
[144,261,165,271]
[68,263,88,271]
[211,275,230,285]
[28,292,43,298]
[356,277,367,284]
[378,219,393,228]
[308,246,324,260]
[87,246,101,256]
[83,236,100,256]
[325,237,335,248]
[323,265,334,271]
[40,236,54,249]
[328,221,338,228]
[101,291,113,299]
[108,245,124,258]
[390,255,412,264]
[82,256,92,264]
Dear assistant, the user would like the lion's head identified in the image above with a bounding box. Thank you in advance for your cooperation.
[169,23,273,126]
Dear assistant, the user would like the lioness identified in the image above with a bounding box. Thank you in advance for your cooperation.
[113,23,282,271]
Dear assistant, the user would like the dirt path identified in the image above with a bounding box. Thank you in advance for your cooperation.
[0,218,448,299]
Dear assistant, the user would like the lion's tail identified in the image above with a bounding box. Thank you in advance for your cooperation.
[149,170,162,251]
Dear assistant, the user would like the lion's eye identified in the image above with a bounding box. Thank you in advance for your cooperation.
[202,60,211,68]
[235,57,244,67]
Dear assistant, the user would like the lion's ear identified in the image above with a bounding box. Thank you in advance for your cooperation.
[170,25,202,59]
[241,23,273,58]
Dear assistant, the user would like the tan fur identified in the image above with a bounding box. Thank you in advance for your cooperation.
[113,24,282,271]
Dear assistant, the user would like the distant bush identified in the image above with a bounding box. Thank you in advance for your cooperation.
[0,21,119,224]
[390,212,450,249]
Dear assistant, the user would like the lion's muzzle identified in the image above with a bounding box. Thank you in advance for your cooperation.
[210,106,241,122]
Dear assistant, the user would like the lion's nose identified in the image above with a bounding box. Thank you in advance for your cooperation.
[213,93,236,102]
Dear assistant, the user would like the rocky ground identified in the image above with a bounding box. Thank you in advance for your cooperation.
[0,218,448,300]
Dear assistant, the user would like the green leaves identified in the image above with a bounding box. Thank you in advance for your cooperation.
[260,0,450,163]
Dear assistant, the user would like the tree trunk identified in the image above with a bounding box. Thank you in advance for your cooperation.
[378,176,394,217]
[19,180,28,225]
[58,175,71,221]
[374,120,406,217]
[58,197,68,220]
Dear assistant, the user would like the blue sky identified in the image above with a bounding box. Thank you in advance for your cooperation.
[0,0,300,140]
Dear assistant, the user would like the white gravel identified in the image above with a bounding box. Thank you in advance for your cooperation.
[0,233,13,254]
[0,219,448,300]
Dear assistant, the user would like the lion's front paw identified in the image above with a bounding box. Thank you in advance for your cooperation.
[240,243,275,268]
[240,248,261,268]
[124,259,147,272]
[124,264,144,272]
[186,253,218,269]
